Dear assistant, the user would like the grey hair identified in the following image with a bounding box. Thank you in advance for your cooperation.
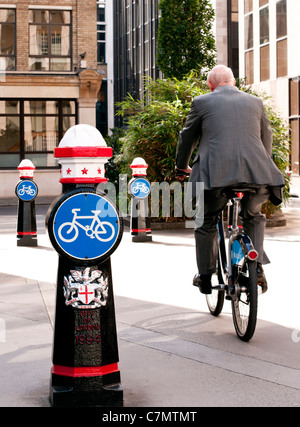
[207,65,235,87]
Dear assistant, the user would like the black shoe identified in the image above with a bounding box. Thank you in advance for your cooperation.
[257,263,268,294]
[193,273,212,294]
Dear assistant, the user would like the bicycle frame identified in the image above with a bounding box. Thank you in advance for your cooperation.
[216,193,258,299]
[57,208,116,244]
[70,208,102,235]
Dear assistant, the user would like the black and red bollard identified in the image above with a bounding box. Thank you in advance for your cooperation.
[15,160,38,247]
[46,124,123,407]
[128,157,152,242]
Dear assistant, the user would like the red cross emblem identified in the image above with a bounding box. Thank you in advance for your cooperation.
[78,285,94,305]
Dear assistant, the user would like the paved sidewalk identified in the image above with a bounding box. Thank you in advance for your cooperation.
[0,178,299,407]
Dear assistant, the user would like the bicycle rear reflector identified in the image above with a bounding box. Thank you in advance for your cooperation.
[247,249,258,261]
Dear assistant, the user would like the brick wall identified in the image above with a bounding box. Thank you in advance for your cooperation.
[1,0,97,72]
[75,0,98,70]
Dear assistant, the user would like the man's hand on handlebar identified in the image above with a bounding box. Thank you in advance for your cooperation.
[175,166,192,181]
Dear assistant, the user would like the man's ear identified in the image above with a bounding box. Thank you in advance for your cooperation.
[208,81,214,92]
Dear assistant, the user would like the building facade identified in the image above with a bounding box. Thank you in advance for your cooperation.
[216,0,300,176]
[113,0,161,125]
[2,0,298,198]
[0,0,103,197]
[238,0,300,175]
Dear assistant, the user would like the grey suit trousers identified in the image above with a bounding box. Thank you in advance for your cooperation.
[194,186,270,275]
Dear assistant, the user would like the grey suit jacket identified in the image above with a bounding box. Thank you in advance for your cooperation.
[176,85,285,192]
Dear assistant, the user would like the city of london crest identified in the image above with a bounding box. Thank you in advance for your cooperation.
[63,267,108,309]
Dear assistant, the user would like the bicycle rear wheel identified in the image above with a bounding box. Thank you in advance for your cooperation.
[231,260,258,341]
[206,257,225,316]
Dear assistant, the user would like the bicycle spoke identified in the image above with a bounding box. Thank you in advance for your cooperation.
[231,260,257,342]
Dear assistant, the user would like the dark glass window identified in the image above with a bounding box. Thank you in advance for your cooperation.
[97,1,106,63]
[0,99,77,168]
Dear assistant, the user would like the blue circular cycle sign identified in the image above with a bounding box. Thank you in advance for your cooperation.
[48,190,123,264]
[16,180,38,201]
[130,178,151,199]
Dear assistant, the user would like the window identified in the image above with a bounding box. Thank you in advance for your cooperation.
[244,0,253,14]
[260,45,270,81]
[276,0,287,78]
[260,5,270,81]
[29,9,72,71]
[244,4,253,84]
[277,38,287,77]
[0,8,16,71]
[289,78,300,174]
[97,1,106,63]
[260,6,269,44]
[244,13,253,50]
[245,50,254,84]
[228,1,239,77]
[0,99,77,168]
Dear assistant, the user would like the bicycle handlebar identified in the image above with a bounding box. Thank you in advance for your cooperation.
[175,168,190,178]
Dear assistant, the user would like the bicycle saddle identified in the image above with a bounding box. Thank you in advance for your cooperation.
[222,186,259,199]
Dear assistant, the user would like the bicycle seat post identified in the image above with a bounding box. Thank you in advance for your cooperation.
[230,196,241,235]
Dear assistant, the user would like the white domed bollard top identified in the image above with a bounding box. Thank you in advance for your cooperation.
[17,159,36,179]
[130,157,148,177]
[54,124,112,184]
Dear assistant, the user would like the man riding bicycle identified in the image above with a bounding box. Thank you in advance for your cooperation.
[175,65,285,295]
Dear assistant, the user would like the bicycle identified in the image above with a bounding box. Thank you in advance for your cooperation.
[58,208,115,243]
[132,182,150,196]
[17,185,36,196]
[175,168,262,341]
[205,187,261,342]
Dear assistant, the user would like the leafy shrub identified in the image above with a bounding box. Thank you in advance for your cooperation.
[110,73,290,219]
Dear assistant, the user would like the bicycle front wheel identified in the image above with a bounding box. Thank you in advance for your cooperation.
[231,260,258,342]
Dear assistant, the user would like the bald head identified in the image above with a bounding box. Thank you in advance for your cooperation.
[207,65,235,92]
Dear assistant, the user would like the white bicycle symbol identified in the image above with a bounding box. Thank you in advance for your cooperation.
[58,208,115,243]
[132,182,150,195]
[18,185,36,196]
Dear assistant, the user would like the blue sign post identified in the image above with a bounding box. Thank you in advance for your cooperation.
[130,178,151,199]
[48,190,122,264]
[128,158,152,242]
[16,180,38,202]
[16,160,38,247]
[46,124,123,408]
